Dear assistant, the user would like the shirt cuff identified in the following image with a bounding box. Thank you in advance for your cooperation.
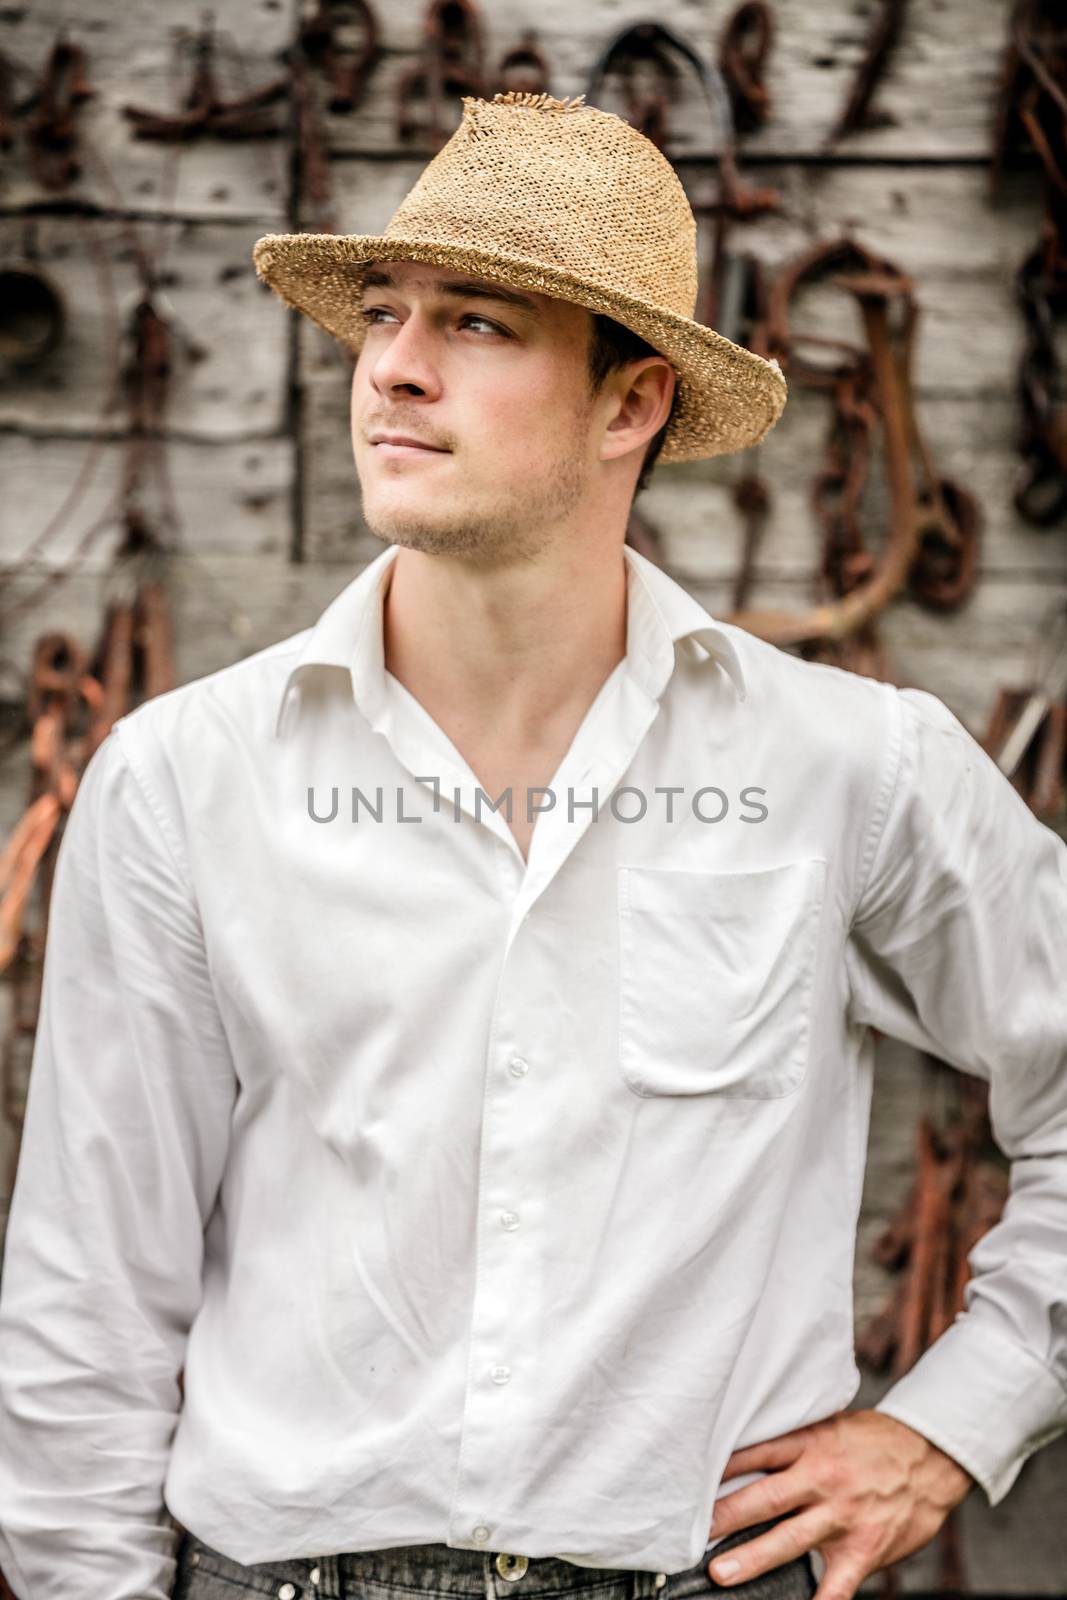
[873,1316,1067,1505]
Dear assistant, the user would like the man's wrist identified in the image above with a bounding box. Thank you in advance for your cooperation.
[879,1412,976,1509]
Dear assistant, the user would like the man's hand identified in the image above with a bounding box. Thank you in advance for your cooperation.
[705,1410,976,1600]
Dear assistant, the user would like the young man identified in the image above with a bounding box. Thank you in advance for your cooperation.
[0,91,1065,1600]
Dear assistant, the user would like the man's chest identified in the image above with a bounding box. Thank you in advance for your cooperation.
[181,661,870,1124]
[393,685,597,865]
[457,749,572,862]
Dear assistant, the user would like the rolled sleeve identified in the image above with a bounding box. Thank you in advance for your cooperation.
[0,722,238,1598]
[845,684,1067,1504]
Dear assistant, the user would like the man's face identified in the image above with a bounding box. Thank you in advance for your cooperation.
[350,260,608,565]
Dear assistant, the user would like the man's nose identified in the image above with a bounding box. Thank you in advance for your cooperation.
[369,311,443,400]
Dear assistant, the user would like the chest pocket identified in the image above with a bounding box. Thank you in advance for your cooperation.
[617,859,826,1099]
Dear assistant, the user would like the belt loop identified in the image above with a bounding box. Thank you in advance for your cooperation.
[313,1553,343,1597]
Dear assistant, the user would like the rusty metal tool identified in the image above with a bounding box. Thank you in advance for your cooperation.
[17,30,94,192]
[395,0,485,151]
[495,31,551,99]
[826,0,909,145]
[858,1072,1005,1596]
[123,11,288,141]
[718,2,774,135]
[297,0,381,114]
[723,239,979,651]
[585,22,777,331]
[992,1,1067,526]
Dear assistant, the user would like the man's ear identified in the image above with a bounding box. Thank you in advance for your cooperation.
[600,358,676,462]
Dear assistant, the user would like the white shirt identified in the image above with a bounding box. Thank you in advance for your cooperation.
[1,541,1065,1600]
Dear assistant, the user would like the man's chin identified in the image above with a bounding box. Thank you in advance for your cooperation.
[362,500,451,543]
[362,506,514,560]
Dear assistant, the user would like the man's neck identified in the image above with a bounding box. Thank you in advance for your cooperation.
[380,541,629,753]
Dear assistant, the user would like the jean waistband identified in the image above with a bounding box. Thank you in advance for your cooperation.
[310,1544,668,1600]
[182,1514,809,1600]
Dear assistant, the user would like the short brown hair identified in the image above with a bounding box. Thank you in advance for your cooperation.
[587,313,676,493]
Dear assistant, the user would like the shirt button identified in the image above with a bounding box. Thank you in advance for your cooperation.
[278,1586,298,1600]
[309,1570,320,1587]
[655,1576,667,1590]
[508,1057,529,1076]
[496,1553,530,1581]
[489,1363,511,1383]
[473,1523,491,1542]
[500,1210,520,1229]
[190,1552,200,1567]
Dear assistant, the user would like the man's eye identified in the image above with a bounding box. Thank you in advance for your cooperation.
[460,314,506,335]
[358,307,506,336]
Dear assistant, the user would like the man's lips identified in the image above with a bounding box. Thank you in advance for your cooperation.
[374,443,447,459]
[368,433,450,457]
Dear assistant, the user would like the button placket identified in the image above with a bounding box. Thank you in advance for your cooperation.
[449,925,544,1553]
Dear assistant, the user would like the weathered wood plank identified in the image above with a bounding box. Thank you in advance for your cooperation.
[0,552,356,700]
[0,217,290,439]
[0,434,295,572]
[315,0,1012,162]
[298,317,383,567]
[0,0,294,221]
[854,1037,926,1328]
[648,391,1067,581]
[0,0,1017,233]
[953,1432,1067,1591]
[853,1044,1067,1592]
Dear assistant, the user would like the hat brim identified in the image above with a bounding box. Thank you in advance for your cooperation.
[252,232,786,463]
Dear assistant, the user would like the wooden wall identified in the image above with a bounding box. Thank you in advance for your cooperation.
[1,0,1065,1589]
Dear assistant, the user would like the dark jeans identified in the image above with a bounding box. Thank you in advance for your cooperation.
[170,1517,815,1600]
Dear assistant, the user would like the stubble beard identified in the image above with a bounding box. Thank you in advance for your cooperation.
[360,407,594,565]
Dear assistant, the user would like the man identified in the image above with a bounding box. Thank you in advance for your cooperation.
[0,89,1065,1600]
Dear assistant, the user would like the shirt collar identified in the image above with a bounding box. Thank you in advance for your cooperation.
[273,541,746,739]
[621,543,747,704]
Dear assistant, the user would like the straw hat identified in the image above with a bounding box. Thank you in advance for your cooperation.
[252,91,786,462]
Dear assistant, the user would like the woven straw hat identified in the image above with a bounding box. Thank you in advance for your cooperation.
[252,91,786,462]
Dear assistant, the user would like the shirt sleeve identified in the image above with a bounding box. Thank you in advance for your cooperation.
[0,721,238,1599]
[844,683,1067,1506]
